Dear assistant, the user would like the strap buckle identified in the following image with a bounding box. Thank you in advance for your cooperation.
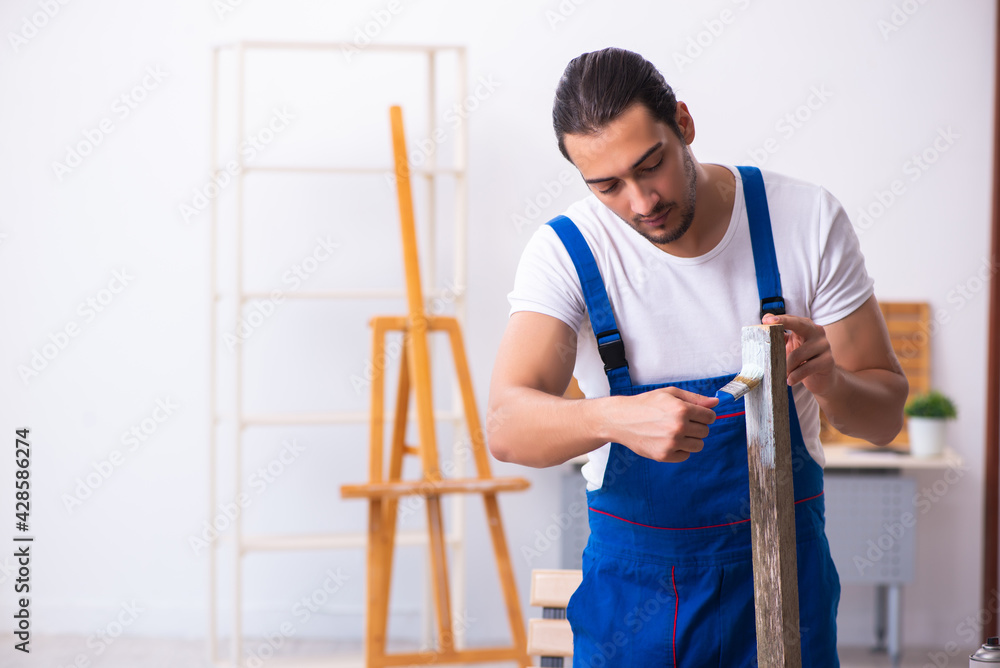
[760,296,786,320]
[595,329,628,372]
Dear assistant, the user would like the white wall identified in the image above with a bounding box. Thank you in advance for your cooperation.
[0,0,995,660]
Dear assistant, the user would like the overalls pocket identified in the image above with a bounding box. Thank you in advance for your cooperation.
[568,544,679,667]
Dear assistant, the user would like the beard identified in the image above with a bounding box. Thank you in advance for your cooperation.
[622,145,697,246]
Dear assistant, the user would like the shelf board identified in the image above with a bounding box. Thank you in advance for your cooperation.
[237,529,460,553]
[822,444,963,470]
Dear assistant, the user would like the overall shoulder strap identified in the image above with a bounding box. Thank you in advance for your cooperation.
[546,215,633,391]
[736,166,786,319]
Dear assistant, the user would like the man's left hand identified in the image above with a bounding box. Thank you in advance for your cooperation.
[761,313,839,397]
[760,296,908,445]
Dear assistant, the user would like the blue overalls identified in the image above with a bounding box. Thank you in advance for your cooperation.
[547,166,841,667]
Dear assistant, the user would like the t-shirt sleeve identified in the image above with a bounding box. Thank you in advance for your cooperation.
[809,188,875,325]
[507,224,587,332]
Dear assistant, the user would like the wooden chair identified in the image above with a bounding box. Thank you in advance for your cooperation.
[526,569,581,667]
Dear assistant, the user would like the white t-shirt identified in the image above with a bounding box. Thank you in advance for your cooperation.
[507,165,874,490]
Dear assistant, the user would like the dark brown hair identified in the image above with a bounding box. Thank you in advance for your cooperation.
[553,48,682,162]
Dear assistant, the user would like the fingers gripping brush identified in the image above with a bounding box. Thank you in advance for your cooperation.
[715,364,765,408]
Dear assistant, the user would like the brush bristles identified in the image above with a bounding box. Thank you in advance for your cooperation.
[717,365,765,401]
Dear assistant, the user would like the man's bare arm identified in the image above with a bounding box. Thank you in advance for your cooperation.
[763,295,909,446]
[487,311,717,467]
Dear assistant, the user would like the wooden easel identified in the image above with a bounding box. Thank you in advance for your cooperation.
[341,106,530,667]
[743,324,802,668]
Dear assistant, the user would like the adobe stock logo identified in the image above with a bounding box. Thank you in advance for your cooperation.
[61,398,179,514]
[179,107,295,224]
[745,85,833,168]
[877,0,930,40]
[18,268,135,385]
[672,0,754,72]
[213,0,246,20]
[854,126,958,236]
[7,0,72,53]
[51,66,169,182]
[341,0,404,62]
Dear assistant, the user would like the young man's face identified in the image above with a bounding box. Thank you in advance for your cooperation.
[563,102,697,248]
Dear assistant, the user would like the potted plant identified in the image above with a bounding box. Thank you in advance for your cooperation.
[904,390,957,457]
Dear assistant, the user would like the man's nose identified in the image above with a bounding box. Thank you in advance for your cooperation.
[628,182,660,218]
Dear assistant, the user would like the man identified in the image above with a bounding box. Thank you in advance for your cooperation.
[487,48,908,666]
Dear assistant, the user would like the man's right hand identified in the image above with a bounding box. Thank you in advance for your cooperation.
[488,311,593,467]
[488,311,720,467]
[605,387,718,463]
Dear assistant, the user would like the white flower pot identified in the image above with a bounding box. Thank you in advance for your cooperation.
[907,417,949,458]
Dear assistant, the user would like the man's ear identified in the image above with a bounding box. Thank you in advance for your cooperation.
[675,101,696,145]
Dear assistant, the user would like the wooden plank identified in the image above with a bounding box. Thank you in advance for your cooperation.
[885,320,926,334]
[896,357,927,370]
[530,569,582,607]
[527,618,574,657]
[743,324,802,668]
[881,301,927,317]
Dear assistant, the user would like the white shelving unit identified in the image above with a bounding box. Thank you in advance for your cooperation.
[207,41,469,667]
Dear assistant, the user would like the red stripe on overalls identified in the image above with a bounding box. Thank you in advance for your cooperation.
[589,490,825,531]
[671,565,678,668]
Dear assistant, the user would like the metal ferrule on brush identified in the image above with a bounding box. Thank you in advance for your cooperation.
[715,365,765,405]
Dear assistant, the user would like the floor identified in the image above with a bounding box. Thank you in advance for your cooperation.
[0,635,977,667]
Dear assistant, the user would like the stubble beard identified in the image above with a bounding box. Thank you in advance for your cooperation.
[624,145,698,246]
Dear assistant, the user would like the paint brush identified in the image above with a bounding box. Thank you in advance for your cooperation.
[714,364,765,407]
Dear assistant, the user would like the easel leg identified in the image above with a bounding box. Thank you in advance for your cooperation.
[426,495,455,653]
[483,493,529,658]
[439,317,529,663]
[366,497,388,668]
[366,320,390,668]
[381,339,411,613]
[367,324,414,666]
[404,315,456,654]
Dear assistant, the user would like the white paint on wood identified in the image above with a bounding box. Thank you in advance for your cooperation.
[742,324,802,668]
[742,327,779,470]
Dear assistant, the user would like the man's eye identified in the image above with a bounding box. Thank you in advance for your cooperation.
[598,182,620,195]
[642,159,663,174]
